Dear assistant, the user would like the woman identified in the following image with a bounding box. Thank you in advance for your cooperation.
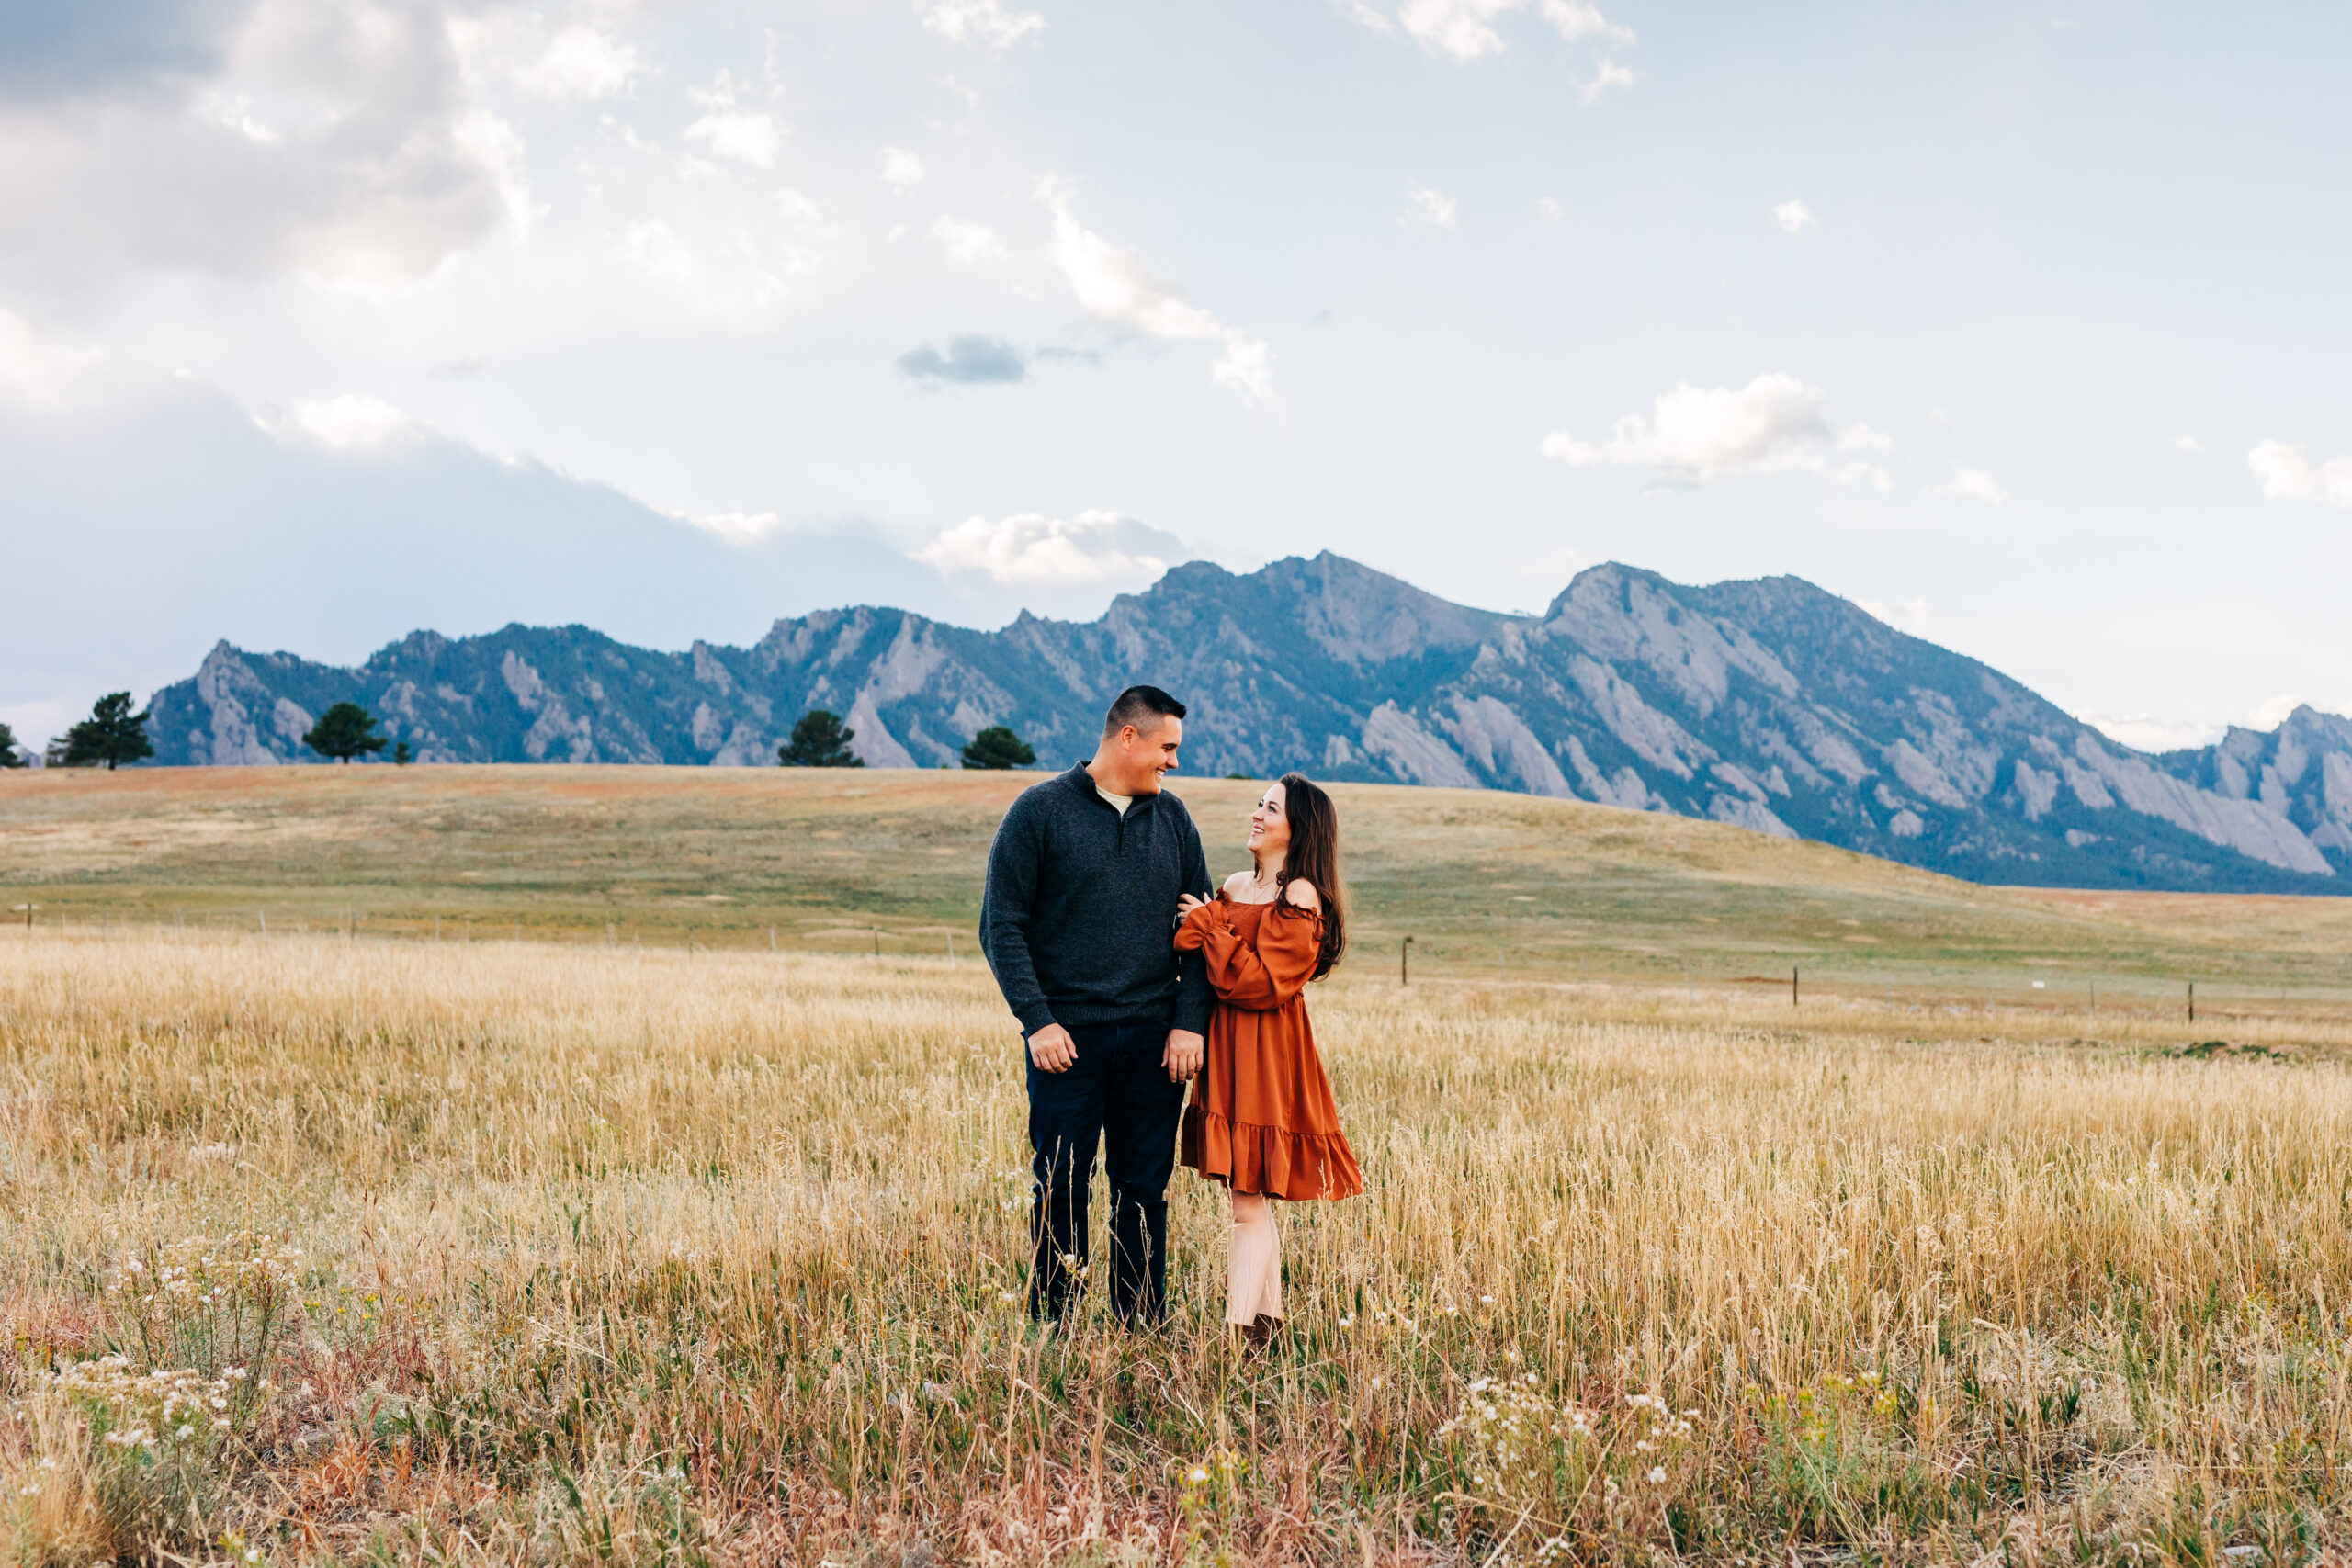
[1176,773,1363,1348]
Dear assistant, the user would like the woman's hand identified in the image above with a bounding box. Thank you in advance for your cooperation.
[1176,893,1207,919]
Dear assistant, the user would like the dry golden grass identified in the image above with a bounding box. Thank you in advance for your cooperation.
[5,926,2352,1565]
[11,766,2352,1013]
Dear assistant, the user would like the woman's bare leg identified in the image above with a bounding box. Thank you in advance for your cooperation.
[1228,1190,1283,1327]
[1257,1204,1283,1322]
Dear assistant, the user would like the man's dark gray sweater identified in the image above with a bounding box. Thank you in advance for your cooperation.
[980,764,1215,1038]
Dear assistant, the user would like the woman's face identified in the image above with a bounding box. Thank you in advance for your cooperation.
[1248,781,1290,861]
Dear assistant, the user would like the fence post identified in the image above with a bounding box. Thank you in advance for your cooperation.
[1792,966,1799,1007]
[1401,934,1414,987]
[2188,981,2195,1023]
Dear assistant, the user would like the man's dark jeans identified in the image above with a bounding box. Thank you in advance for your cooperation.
[1026,1019,1186,1326]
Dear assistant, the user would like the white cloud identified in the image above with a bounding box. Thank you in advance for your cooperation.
[1399,184,1457,229]
[882,147,927,192]
[1857,597,1929,635]
[599,113,659,155]
[683,511,787,546]
[2173,434,2205,454]
[1773,199,1815,235]
[1211,337,1272,401]
[259,394,428,454]
[0,309,107,412]
[684,74,783,168]
[515,26,643,101]
[2075,711,2223,754]
[194,89,279,144]
[2248,439,2352,510]
[918,511,1176,585]
[1361,0,1634,65]
[931,216,1007,262]
[1939,466,2009,503]
[1542,0,1634,42]
[1542,373,1884,484]
[921,0,1046,49]
[1396,0,1518,60]
[450,14,644,102]
[1036,177,1272,402]
[1577,59,1634,101]
[2247,694,2308,729]
[453,107,536,237]
[1533,196,1564,220]
[617,220,694,281]
[2086,695,2347,750]
[777,188,829,228]
[0,0,534,294]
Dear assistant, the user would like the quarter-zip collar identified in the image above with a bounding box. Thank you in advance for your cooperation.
[1071,760,1171,852]
[1070,761,1165,817]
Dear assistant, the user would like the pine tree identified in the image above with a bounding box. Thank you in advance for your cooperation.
[779,709,864,767]
[960,725,1036,770]
[62,693,153,770]
[303,702,389,763]
[0,721,24,769]
[393,740,414,766]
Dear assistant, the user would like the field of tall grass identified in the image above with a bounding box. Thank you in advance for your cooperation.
[3,925,2352,1564]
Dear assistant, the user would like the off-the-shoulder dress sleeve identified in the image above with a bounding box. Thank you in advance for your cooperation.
[1176,897,1323,1010]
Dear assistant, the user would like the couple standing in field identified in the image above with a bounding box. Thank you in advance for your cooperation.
[978,685,1362,1345]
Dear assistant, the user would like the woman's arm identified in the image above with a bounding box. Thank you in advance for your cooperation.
[1190,898,1322,1010]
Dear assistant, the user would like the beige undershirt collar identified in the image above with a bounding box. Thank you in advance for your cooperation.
[1095,783,1133,817]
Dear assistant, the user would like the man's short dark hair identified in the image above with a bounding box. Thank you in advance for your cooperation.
[1102,685,1186,738]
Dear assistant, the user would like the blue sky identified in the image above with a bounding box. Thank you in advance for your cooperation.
[5,0,2350,751]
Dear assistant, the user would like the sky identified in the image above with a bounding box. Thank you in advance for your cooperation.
[5,0,2351,754]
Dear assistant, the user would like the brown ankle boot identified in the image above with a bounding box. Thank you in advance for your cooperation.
[1241,1314,1283,1355]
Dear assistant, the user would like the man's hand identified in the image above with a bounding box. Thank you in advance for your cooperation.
[1162,1029,1204,1083]
[1027,1022,1078,1073]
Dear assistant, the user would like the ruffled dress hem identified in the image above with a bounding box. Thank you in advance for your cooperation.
[1181,1104,1364,1201]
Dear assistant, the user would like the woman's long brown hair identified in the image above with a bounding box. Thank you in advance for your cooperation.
[1265,772,1347,980]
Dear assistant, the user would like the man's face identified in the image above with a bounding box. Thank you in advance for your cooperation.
[1114,716,1182,795]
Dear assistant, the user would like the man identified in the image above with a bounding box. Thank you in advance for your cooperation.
[979,684,1213,1326]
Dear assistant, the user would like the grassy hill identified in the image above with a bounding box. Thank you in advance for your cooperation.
[6,765,2351,1017]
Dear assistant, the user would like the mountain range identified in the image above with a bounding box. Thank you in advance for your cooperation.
[142,554,2352,895]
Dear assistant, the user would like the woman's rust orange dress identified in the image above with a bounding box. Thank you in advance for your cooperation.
[1177,894,1363,1201]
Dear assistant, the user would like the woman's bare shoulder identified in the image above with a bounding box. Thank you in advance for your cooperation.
[1220,869,1254,895]
[1282,877,1322,911]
